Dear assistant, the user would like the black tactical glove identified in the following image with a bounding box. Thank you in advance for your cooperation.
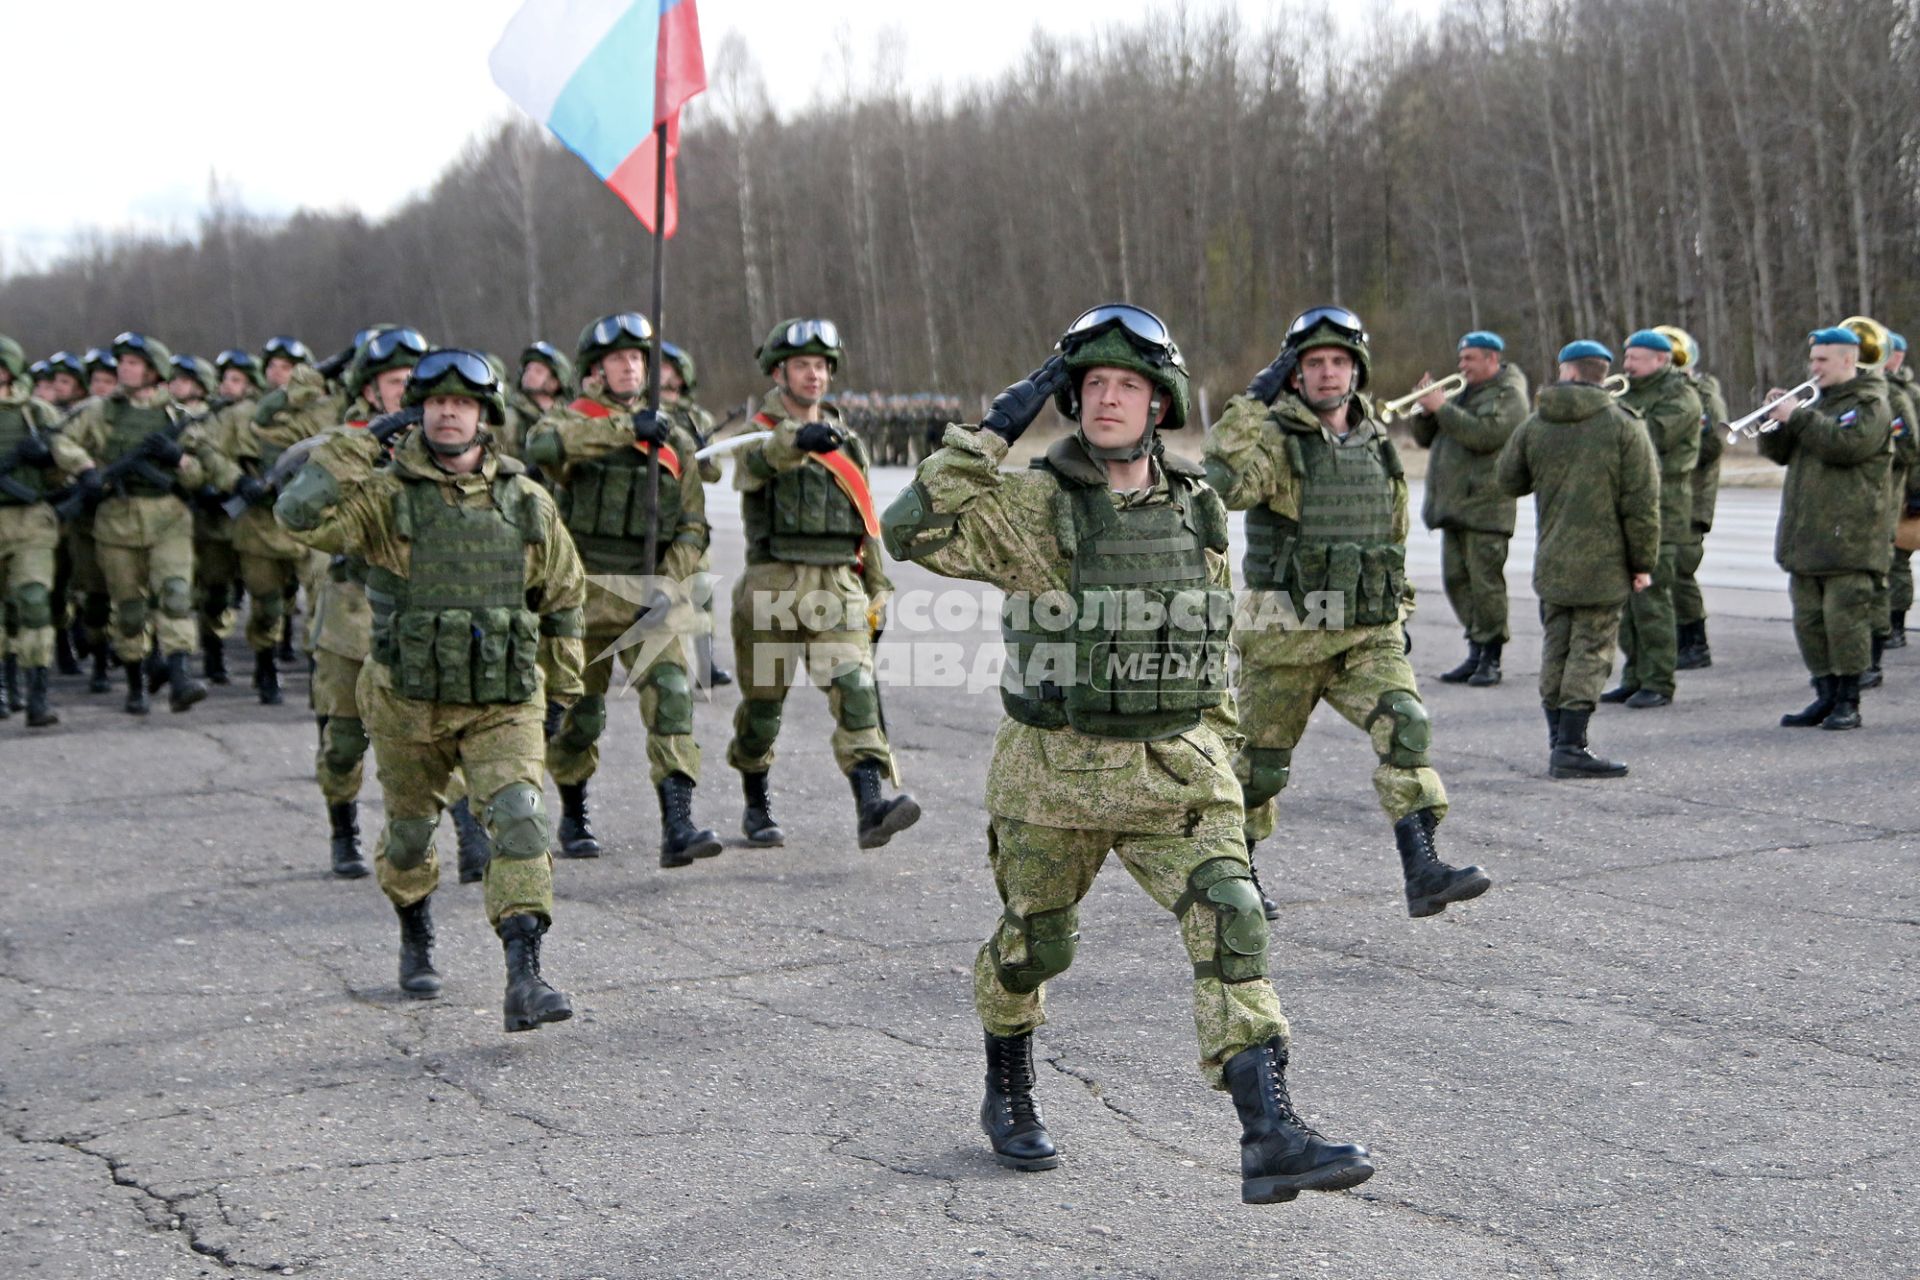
[794,421,845,453]
[316,346,356,382]
[1246,350,1296,405]
[142,432,185,467]
[14,434,54,467]
[631,409,671,446]
[75,467,102,496]
[234,475,270,507]
[980,355,1069,445]
[369,406,424,445]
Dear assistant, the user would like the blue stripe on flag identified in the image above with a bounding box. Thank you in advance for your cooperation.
[548,0,661,177]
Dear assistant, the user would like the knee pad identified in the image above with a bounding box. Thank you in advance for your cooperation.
[322,716,370,773]
[830,665,880,732]
[484,781,550,860]
[555,694,606,754]
[384,815,439,871]
[114,598,149,639]
[992,906,1079,995]
[1241,747,1293,808]
[1177,858,1270,984]
[738,698,784,756]
[645,666,694,736]
[1367,690,1432,769]
[13,583,53,631]
[251,589,286,623]
[159,577,194,621]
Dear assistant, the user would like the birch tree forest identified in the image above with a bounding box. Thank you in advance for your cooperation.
[3,0,1915,411]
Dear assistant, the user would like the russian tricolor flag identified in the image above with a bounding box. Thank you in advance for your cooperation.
[489,0,707,236]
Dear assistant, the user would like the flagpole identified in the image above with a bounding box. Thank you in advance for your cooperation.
[642,117,667,582]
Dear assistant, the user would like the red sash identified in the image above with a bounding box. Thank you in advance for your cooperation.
[570,397,682,478]
[754,412,878,536]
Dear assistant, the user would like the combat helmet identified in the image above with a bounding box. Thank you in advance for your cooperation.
[111,331,174,381]
[405,348,507,426]
[1280,305,1372,392]
[0,334,25,382]
[1051,303,1191,463]
[660,340,698,393]
[343,324,428,399]
[756,318,842,376]
[520,340,576,392]
[576,312,653,378]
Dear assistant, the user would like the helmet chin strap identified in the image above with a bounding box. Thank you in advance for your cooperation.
[1077,395,1159,464]
[425,427,482,457]
[1303,390,1353,414]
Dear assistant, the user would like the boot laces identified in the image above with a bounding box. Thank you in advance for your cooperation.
[1268,1063,1324,1138]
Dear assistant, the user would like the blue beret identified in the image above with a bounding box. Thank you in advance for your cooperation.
[1624,329,1672,354]
[1893,333,1908,352]
[1807,326,1859,347]
[1558,340,1614,364]
[1459,330,1505,353]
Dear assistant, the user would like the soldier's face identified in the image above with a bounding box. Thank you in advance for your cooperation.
[168,374,203,403]
[1292,347,1355,407]
[520,362,559,396]
[1457,347,1499,385]
[1621,347,1668,379]
[1807,344,1857,389]
[1078,365,1164,449]
[33,378,54,400]
[423,395,482,449]
[116,353,155,390]
[368,367,412,415]
[89,370,118,398]
[777,355,832,406]
[600,348,648,396]
[53,373,85,404]
[265,355,297,389]
[660,363,685,399]
[219,369,252,400]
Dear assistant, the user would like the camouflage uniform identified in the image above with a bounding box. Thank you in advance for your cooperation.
[1611,366,1702,702]
[1871,370,1916,648]
[0,376,93,722]
[185,395,250,669]
[1672,371,1727,643]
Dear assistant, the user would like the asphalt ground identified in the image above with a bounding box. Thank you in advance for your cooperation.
[2,470,1914,1280]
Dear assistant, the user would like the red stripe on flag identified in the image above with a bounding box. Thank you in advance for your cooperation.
[606,116,681,236]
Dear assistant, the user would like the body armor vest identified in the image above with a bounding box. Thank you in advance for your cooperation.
[744,425,869,566]
[1000,460,1233,741]
[365,474,545,705]
[103,398,180,498]
[0,402,54,505]
[560,440,683,574]
[1244,427,1405,627]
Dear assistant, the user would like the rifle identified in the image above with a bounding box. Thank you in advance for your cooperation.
[53,406,190,521]
[219,407,420,519]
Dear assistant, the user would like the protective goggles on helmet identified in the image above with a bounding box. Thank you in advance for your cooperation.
[29,360,52,378]
[412,349,497,391]
[262,335,313,363]
[363,328,428,364]
[523,340,565,367]
[83,347,117,370]
[1286,306,1369,347]
[1057,303,1185,369]
[591,312,654,347]
[111,331,158,358]
[48,351,85,376]
[216,348,258,371]
[780,318,839,350]
[171,355,206,377]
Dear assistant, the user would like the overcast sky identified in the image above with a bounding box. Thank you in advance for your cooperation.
[0,0,1440,274]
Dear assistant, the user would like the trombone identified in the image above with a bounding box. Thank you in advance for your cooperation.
[1601,374,1631,397]
[1378,372,1467,423]
[1724,379,1820,441]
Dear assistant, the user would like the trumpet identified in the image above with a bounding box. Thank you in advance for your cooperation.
[1378,372,1467,423]
[1724,378,1820,441]
[1601,374,1631,397]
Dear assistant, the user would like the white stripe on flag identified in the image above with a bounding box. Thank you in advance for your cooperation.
[489,0,637,126]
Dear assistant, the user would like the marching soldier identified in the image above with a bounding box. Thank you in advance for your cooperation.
[67,349,122,690]
[41,352,88,411]
[1409,330,1529,686]
[524,313,723,867]
[1886,333,1916,651]
[1497,341,1660,778]
[726,319,919,849]
[506,341,573,461]
[659,339,732,686]
[1662,327,1727,671]
[1762,326,1894,731]
[165,355,239,685]
[62,332,210,715]
[0,336,95,727]
[1601,330,1701,709]
[276,348,586,1031]
[82,349,118,402]
[882,303,1373,1203]
[1207,307,1490,920]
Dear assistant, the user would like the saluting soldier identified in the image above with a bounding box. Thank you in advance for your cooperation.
[276,349,586,1031]
[1206,306,1490,921]
[883,303,1373,1204]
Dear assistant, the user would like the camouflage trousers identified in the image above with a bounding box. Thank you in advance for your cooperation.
[1539,602,1622,712]
[1671,535,1707,628]
[1893,548,1914,615]
[360,662,552,929]
[0,504,60,668]
[1790,571,1876,678]
[314,650,368,805]
[974,814,1290,1089]
[1441,529,1511,645]
[238,551,303,653]
[1234,622,1448,841]
[97,526,196,663]
[727,561,892,777]
[547,580,700,787]
[1617,543,1678,698]
[195,532,239,640]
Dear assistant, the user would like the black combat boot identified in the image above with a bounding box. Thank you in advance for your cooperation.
[329,801,367,878]
[657,773,723,868]
[253,648,282,705]
[89,647,112,694]
[449,797,493,883]
[1438,641,1481,684]
[1780,676,1836,727]
[166,652,207,713]
[741,771,784,846]
[2,656,22,711]
[200,624,230,684]
[1467,640,1503,687]
[555,783,600,858]
[144,649,168,694]
[1624,687,1671,709]
[25,668,57,728]
[708,659,733,687]
[980,1030,1058,1170]
[1859,636,1885,690]
[395,897,442,998]
[1246,837,1279,922]
[1223,1037,1374,1204]
[498,913,572,1033]
[1393,809,1492,918]
[1675,620,1712,670]
[55,628,80,676]
[1543,703,1562,752]
[123,660,150,715]
[849,759,921,850]
[1599,682,1636,704]
[1821,674,1862,731]
[1550,709,1628,779]
[276,615,296,664]
[1889,610,1908,650]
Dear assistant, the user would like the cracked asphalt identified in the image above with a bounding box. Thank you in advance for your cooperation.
[3,470,1914,1279]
